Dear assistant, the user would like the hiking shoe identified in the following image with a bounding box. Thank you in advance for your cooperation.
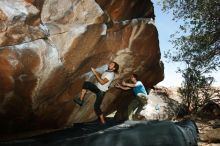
[74,98,84,106]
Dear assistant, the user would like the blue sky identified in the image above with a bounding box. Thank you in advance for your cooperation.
[153,2,220,87]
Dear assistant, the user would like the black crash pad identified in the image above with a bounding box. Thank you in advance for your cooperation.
[0,119,198,146]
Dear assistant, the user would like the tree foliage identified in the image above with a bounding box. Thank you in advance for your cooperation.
[161,0,220,72]
[160,0,220,112]
[177,64,215,112]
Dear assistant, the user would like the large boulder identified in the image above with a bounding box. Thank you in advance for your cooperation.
[0,0,164,135]
[197,101,220,120]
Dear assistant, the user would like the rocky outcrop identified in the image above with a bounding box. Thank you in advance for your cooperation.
[197,101,220,120]
[0,0,164,135]
[0,0,46,46]
[197,120,220,145]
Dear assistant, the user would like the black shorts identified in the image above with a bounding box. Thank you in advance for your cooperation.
[82,81,105,116]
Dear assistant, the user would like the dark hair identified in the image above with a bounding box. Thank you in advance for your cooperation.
[112,61,119,73]
[132,73,139,80]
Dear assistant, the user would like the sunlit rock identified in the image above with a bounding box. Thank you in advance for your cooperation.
[0,0,46,47]
[0,0,164,135]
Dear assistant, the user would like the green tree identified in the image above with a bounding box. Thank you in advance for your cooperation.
[178,64,214,112]
[160,0,220,112]
[161,0,220,72]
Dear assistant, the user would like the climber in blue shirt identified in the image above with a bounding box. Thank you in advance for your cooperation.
[115,73,149,119]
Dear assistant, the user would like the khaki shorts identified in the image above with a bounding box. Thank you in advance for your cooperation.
[128,93,148,118]
[137,93,148,104]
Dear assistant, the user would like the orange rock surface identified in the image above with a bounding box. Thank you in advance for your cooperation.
[0,0,164,134]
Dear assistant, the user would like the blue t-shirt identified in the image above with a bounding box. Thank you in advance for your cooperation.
[132,81,147,96]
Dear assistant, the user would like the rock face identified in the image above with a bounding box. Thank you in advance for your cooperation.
[198,120,220,144]
[0,0,164,134]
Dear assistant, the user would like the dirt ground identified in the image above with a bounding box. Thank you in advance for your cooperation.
[197,119,220,146]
